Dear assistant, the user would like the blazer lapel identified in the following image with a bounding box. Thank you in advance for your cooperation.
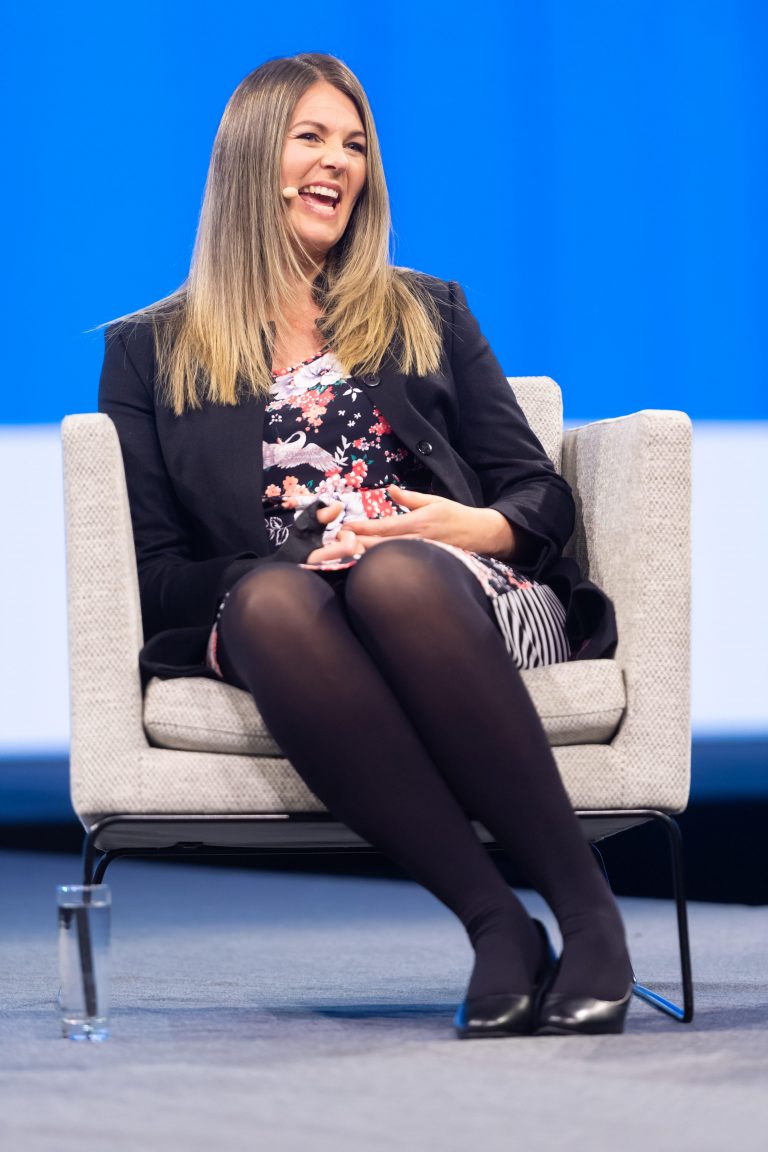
[354,362,476,506]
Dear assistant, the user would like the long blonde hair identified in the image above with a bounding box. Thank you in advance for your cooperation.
[110,53,443,413]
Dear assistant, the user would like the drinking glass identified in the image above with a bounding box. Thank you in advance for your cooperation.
[56,884,111,1041]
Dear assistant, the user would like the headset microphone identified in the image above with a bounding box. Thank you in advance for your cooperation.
[282,186,299,199]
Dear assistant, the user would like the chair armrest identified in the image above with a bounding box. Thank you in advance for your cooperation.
[507,376,563,469]
[562,410,692,809]
[61,414,149,818]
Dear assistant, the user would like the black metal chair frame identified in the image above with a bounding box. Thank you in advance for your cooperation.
[79,807,693,1025]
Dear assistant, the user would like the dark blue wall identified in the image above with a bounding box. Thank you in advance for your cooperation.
[2,0,766,423]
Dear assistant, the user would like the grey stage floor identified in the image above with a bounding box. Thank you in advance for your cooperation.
[0,851,766,1151]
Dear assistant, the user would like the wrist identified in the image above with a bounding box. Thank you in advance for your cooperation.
[474,508,515,559]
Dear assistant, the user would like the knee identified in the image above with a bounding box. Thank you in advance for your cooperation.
[220,563,327,644]
[344,539,439,621]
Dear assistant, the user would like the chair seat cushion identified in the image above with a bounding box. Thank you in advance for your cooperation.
[143,660,625,755]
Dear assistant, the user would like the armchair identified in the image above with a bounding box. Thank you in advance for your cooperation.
[61,378,693,1022]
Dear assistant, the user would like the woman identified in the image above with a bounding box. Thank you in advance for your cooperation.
[99,52,633,1037]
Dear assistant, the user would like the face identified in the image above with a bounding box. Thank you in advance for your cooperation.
[280,81,368,265]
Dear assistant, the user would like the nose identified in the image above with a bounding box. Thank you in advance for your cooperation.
[320,138,348,171]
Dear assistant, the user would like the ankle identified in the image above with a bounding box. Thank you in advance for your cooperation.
[550,908,633,1001]
[558,905,626,944]
[464,905,543,1000]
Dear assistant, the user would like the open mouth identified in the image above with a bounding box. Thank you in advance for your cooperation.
[298,184,341,216]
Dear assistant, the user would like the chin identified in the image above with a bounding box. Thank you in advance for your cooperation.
[298,233,338,262]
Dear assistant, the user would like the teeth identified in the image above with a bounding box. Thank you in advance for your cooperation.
[301,185,340,200]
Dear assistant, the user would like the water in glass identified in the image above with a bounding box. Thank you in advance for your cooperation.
[57,885,111,1041]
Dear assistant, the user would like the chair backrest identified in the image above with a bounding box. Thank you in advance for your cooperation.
[507,377,563,470]
[560,409,692,812]
[61,414,148,806]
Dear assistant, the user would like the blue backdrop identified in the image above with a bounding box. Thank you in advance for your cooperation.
[2,0,766,423]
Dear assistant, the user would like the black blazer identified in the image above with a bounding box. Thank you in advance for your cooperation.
[99,276,616,681]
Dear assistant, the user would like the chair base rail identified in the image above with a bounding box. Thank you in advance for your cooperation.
[585,810,693,1024]
[81,807,693,1025]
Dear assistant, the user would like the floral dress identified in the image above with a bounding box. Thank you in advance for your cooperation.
[207,347,570,676]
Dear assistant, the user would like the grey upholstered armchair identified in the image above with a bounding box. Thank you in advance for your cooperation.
[61,378,693,1022]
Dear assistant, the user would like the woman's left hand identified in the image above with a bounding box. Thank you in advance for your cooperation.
[344,485,516,559]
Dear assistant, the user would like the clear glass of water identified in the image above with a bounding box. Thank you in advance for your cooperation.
[56,884,111,1042]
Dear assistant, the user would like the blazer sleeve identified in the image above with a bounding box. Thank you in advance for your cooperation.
[447,281,575,576]
[98,323,258,638]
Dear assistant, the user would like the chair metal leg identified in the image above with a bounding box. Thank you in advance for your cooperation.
[630,813,693,1022]
[588,810,693,1023]
[80,809,694,1024]
[81,827,102,886]
[92,849,135,885]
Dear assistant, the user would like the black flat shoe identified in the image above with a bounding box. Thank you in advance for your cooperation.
[454,919,558,1039]
[535,983,633,1036]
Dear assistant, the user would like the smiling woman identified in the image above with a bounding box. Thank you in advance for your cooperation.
[274,82,370,367]
[104,55,443,416]
[281,87,369,250]
[282,90,367,247]
[99,52,634,1041]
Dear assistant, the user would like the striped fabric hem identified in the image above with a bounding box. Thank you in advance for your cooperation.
[491,582,570,669]
[205,541,571,679]
[424,538,571,669]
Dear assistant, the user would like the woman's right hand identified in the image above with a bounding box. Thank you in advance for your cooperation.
[304,502,392,565]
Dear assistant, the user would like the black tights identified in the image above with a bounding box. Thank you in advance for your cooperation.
[218,540,631,1001]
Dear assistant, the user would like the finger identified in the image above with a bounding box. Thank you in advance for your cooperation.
[315,501,344,524]
[306,528,364,565]
[344,512,422,536]
[307,531,422,563]
[306,543,350,565]
[356,534,420,550]
[336,529,358,551]
[387,484,442,509]
[354,534,389,551]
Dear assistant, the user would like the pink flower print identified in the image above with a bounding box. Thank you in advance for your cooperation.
[369,411,392,437]
[281,475,311,507]
[296,386,335,430]
[317,473,346,500]
[361,489,395,520]
[344,459,368,490]
[265,484,281,498]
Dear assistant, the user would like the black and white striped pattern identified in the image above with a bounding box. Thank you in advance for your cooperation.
[419,538,571,669]
[491,582,570,669]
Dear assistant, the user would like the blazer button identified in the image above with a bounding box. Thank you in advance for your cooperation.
[417,440,433,455]
[361,373,380,387]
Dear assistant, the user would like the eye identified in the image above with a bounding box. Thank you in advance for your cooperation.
[347,141,367,155]
[296,132,321,142]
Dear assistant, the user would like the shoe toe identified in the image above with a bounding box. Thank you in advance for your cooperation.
[535,988,633,1036]
[454,993,534,1038]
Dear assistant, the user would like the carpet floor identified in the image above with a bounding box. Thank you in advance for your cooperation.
[0,850,766,1151]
